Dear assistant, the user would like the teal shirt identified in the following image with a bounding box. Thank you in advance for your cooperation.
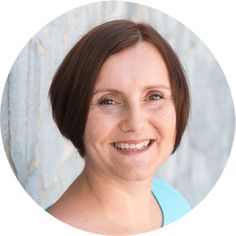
[152,178,191,226]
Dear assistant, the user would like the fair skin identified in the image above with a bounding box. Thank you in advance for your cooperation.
[49,42,176,235]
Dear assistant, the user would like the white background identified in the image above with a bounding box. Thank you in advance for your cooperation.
[0,0,235,235]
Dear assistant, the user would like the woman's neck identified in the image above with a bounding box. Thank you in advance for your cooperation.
[70,167,162,234]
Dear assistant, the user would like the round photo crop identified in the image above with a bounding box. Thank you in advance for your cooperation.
[0,1,235,235]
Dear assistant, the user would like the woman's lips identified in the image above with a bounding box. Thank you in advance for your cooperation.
[112,139,155,154]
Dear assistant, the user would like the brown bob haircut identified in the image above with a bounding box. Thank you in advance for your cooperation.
[49,19,190,157]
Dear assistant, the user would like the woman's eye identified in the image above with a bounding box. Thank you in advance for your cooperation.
[98,99,118,105]
[148,94,163,100]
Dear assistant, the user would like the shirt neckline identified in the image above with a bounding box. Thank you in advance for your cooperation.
[151,191,164,227]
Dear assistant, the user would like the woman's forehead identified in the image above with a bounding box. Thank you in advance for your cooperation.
[95,42,170,91]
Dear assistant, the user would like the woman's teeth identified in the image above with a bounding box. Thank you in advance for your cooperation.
[113,140,152,151]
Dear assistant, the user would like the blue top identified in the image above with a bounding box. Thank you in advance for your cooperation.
[151,178,191,226]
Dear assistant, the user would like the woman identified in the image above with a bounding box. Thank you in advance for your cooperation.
[48,19,191,234]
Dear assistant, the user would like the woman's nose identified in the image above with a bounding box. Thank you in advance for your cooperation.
[119,103,146,133]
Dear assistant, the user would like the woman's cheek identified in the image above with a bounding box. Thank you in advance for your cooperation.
[85,110,117,138]
[149,105,176,124]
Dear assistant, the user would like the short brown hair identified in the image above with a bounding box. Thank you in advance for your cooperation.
[49,19,190,157]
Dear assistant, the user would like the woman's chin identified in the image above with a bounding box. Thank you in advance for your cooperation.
[113,168,155,182]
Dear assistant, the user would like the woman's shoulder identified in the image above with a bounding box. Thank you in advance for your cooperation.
[152,177,191,225]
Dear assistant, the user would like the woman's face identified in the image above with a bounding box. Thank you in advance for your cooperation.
[83,42,176,181]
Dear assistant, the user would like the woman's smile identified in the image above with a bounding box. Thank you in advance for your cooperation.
[112,139,155,155]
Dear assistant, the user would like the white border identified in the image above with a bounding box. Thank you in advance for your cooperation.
[0,1,235,235]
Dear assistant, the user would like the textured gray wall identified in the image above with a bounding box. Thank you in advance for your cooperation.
[0,1,234,209]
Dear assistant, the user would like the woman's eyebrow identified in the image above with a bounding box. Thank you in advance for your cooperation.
[92,89,121,96]
[144,84,171,90]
